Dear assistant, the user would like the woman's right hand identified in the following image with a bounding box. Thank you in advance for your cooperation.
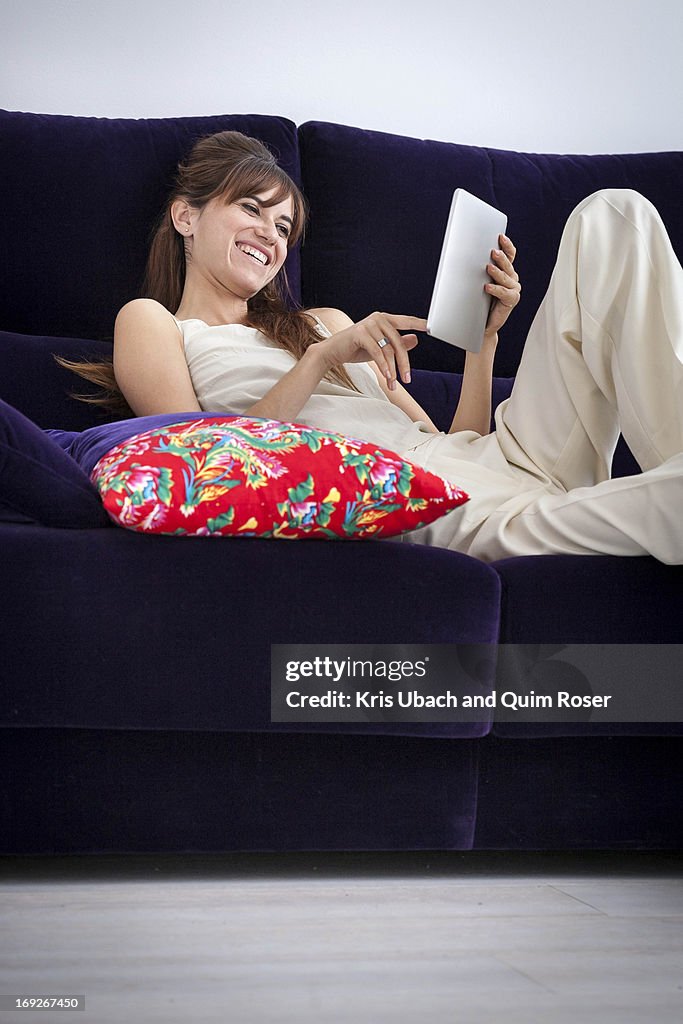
[316,312,427,390]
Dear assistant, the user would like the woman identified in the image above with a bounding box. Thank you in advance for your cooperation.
[72,130,683,563]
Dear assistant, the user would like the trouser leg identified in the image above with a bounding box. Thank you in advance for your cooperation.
[494,188,683,489]
[469,453,683,562]
[468,189,683,562]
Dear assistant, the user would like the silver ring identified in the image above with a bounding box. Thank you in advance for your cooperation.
[377,337,389,349]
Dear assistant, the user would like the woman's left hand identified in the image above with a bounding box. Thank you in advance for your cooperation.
[484,234,521,338]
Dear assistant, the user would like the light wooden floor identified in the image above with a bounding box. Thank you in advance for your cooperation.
[1,851,682,1023]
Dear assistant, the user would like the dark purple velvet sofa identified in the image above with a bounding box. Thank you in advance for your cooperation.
[1,109,682,854]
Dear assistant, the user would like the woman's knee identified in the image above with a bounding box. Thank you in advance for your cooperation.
[572,188,658,226]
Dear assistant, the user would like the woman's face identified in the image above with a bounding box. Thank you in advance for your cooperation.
[187,187,294,298]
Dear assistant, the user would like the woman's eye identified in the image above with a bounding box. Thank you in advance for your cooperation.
[241,202,289,239]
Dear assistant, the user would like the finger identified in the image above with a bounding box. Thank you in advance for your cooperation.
[376,319,415,385]
[486,261,518,288]
[383,315,429,332]
[366,316,407,383]
[498,234,517,261]
[485,282,521,305]
[395,335,418,383]
[490,248,518,279]
[373,336,397,386]
[364,313,421,385]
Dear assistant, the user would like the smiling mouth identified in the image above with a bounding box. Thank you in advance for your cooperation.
[235,242,269,266]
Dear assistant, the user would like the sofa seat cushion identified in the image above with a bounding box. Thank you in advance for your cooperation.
[0,525,500,738]
[0,109,302,341]
[491,553,683,737]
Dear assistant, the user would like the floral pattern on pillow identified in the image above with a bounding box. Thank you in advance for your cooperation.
[90,416,468,539]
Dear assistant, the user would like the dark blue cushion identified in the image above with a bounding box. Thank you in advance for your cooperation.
[0,330,118,431]
[0,399,109,528]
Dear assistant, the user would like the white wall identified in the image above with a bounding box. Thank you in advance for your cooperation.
[2,0,681,153]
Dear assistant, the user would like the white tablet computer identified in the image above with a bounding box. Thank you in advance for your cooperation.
[427,188,508,353]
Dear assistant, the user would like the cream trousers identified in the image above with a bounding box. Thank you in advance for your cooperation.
[414,189,683,563]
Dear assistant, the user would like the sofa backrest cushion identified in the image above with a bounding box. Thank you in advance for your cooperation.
[298,121,683,376]
[0,330,118,430]
[0,110,302,342]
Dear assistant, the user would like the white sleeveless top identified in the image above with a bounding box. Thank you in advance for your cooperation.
[174,314,540,553]
[175,315,437,455]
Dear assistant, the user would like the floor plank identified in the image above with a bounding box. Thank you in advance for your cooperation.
[1,852,682,1023]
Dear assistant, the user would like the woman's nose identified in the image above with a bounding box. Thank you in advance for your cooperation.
[255,218,278,242]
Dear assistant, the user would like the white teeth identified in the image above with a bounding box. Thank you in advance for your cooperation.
[236,243,267,265]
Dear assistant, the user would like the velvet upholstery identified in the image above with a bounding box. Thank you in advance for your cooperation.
[0,526,499,740]
[1,108,681,853]
[0,398,109,527]
[0,330,116,430]
[491,553,683,739]
[1,730,480,854]
[497,554,683,645]
[474,734,683,850]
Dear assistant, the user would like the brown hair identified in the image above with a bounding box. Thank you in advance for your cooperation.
[58,130,356,416]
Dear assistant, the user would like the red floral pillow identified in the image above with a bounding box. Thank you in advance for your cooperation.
[90,416,468,539]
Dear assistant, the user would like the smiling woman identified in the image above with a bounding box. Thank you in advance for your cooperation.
[115,132,378,417]
[171,187,294,321]
[56,129,683,563]
[58,131,360,417]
